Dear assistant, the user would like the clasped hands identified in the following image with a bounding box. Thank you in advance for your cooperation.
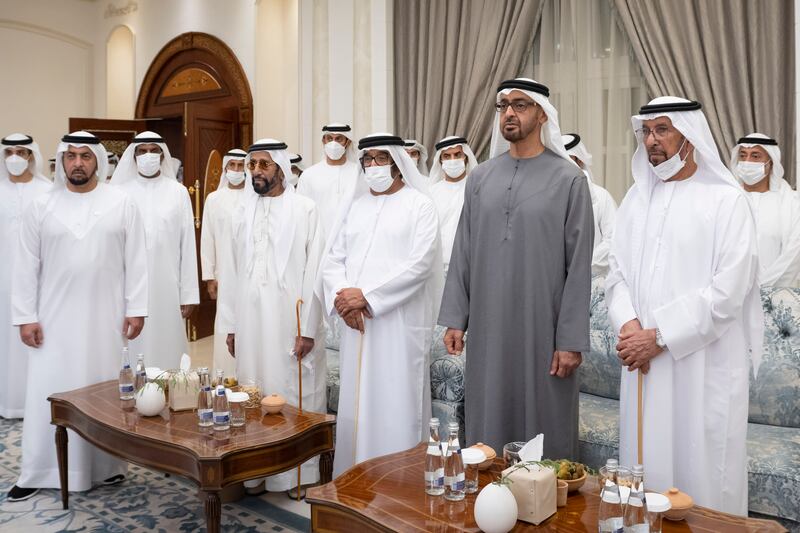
[335,288,371,333]
[616,318,663,374]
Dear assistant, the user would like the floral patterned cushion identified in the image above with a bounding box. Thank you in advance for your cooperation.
[752,287,800,428]
[430,325,466,403]
[582,276,622,400]
[747,422,800,523]
[577,392,619,471]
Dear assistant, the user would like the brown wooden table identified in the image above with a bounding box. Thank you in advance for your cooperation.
[306,443,787,532]
[49,380,335,533]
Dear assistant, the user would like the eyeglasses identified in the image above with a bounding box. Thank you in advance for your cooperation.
[247,160,278,171]
[495,100,537,113]
[360,154,392,167]
[636,125,672,140]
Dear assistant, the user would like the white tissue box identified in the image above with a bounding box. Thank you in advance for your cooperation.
[501,464,557,525]
[162,370,199,411]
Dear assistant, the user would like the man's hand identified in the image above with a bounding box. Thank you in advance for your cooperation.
[293,336,315,360]
[444,328,465,355]
[181,304,197,319]
[122,317,144,340]
[334,288,369,316]
[226,334,235,357]
[620,318,643,336]
[206,280,218,300]
[342,309,367,333]
[20,323,44,348]
[617,328,662,373]
[550,350,582,378]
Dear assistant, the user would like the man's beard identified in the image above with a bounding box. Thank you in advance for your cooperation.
[252,174,277,195]
[67,172,92,186]
[501,117,538,143]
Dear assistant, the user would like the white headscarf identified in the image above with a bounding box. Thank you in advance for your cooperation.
[110,131,176,184]
[562,133,598,201]
[315,132,444,327]
[629,96,763,375]
[428,136,478,185]
[241,138,296,287]
[217,148,247,190]
[54,131,109,189]
[489,77,577,167]
[322,123,358,162]
[289,153,305,172]
[729,133,789,193]
[404,139,430,175]
[631,97,737,189]
[1,133,49,183]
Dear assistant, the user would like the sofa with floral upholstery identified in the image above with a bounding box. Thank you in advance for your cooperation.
[324,278,799,526]
[581,277,800,527]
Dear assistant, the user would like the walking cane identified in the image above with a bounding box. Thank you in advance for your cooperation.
[353,324,365,465]
[295,298,303,501]
[637,370,643,465]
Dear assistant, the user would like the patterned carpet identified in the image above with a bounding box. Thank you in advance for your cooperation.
[0,417,310,532]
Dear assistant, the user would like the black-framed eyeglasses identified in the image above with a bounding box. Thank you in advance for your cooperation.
[247,160,278,171]
[495,100,537,113]
[360,153,392,167]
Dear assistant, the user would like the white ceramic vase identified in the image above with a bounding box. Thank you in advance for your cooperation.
[474,482,518,533]
[135,382,166,416]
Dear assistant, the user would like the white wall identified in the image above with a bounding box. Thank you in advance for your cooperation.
[0,0,97,158]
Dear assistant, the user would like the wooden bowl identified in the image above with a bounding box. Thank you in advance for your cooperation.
[663,487,694,521]
[469,443,497,470]
[261,393,286,414]
[563,472,587,493]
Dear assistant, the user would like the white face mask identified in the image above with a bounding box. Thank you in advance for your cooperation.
[324,141,347,161]
[441,158,466,179]
[649,138,689,182]
[735,161,767,186]
[226,169,245,185]
[136,152,162,177]
[364,165,395,192]
[5,155,29,176]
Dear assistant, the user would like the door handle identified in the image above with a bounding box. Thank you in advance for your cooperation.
[188,179,201,228]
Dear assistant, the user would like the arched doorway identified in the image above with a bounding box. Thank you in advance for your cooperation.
[137,32,253,342]
[72,32,253,343]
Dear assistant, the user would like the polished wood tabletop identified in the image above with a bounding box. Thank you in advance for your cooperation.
[306,443,787,533]
[49,380,335,533]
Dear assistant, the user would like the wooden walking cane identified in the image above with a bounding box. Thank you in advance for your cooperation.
[637,370,643,465]
[295,298,303,501]
[353,323,365,465]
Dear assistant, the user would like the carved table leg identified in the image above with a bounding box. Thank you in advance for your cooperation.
[320,450,334,484]
[204,490,221,533]
[55,425,68,510]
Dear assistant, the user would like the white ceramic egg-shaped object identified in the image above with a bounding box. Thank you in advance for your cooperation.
[474,482,518,533]
[135,382,166,416]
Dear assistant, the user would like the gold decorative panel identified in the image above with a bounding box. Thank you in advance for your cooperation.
[161,67,221,98]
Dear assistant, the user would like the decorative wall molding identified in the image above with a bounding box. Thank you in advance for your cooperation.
[104,1,138,19]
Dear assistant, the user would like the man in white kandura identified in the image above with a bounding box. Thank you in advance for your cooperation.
[0,134,51,419]
[730,133,800,287]
[404,138,429,176]
[288,153,304,188]
[318,133,442,477]
[112,131,198,371]
[200,148,247,377]
[296,123,359,235]
[222,139,326,496]
[606,97,763,515]
[8,131,147,502]
[562,133,618,277]
[428,136,478,269]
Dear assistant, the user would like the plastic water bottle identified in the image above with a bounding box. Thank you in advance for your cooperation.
[197,367,213,428]
[623,464,649,532]
[212,369,230,431]
[598,458,624,532]
[134,353,147,392]
[118,347,135,400]
[443,421,465,501]
[424,418,445,496]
